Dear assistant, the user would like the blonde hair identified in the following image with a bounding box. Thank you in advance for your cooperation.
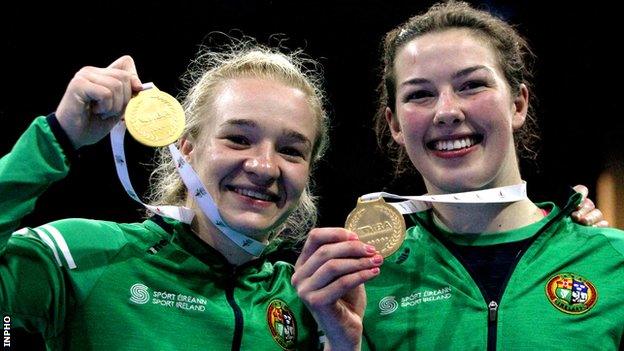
[148,38,329,243]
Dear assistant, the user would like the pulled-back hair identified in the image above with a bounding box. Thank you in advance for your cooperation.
[148,37,329,242]
[375,1,538,175]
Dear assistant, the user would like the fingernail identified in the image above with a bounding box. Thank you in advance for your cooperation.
[371,255,383,264]
[365,244,376,254]
[370,267,380,275]
[348,233,359,241]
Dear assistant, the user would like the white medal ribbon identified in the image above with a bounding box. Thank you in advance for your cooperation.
[110,122,195,224]
[361,182,528,215]
[109,83,266,257]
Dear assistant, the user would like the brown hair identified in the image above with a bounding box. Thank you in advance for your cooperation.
[375,1,538,175]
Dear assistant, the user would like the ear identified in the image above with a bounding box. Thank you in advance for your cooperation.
[511,84,529,130]
[385,107,405,145]
[180,137,194,161]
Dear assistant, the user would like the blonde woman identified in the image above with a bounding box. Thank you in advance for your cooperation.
[0,42,329,350]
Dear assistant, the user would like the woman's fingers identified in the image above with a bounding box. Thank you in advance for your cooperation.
[293,226,381,309]
[572,197,608,226]
[293,227,378,287]
[572,184,589,200]
[296,227,359,267]
[301,269,378,309]
[571,197,593,222]
[295,254,382,293]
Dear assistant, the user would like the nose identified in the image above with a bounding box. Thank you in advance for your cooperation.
[243,144,280,183]
[433,89,464,126]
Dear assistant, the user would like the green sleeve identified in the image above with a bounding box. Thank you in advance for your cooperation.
[0,116,70,339]
[0,218,129,342]
[0,227,72,340]
[0,116,70,243]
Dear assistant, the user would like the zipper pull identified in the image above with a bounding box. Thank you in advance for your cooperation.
[488,301,499,322]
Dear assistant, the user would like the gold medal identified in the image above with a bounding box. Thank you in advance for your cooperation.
[125,87,185,147]
[345,197,406,258]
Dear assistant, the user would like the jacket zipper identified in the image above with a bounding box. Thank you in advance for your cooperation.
[409,197,578,350]
[225,267,244,351]
[482,204,572,350]
[450,243,526,351]
[415,212,568,350]
[414,219,506,350]
[488,300,499,350]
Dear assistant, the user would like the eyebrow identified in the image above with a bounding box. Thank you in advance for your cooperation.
[222,119,312,147]
[399,65,492,87]
[283,130,312,148]
[223,119,257,128]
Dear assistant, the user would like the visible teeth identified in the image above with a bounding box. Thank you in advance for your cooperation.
[237,188,273,201]
[434,137,475,151]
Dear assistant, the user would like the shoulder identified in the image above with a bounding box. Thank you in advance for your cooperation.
[9,218,158,269]
[559,217,624,258]
[32,218,130,248]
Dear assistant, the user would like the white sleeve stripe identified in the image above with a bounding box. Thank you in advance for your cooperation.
[42,224,77,269]
[32,228,63,267]
[12,228,28,235]
[13,228,29,236]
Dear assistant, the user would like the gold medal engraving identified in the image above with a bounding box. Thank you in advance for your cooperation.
[345,198,406,258]
[125,87,185,147]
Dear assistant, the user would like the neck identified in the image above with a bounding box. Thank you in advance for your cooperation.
[186,197,262,266]
[191,215,257,266]
[431,199,544,234]
[425,171,544,233]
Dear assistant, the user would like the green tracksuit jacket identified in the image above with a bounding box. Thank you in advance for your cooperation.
[0,116,318,350]
[363,195,624,350]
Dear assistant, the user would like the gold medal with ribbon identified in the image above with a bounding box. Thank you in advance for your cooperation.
[125,86,185,147]
[345,197,406,258]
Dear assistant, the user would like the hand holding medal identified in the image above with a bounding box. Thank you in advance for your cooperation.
[55,55,144,149]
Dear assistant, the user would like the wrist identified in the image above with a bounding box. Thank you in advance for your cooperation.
[323,341,361,351]
[46,113,81,159]
[321,330,361,351]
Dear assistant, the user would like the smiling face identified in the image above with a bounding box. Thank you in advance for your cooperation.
[184,77,317,237]
[387,28,528,194]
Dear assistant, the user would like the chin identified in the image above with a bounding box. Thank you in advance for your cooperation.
[225,216,279,237]
[219,204,293,235]
[426,171,496,193]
